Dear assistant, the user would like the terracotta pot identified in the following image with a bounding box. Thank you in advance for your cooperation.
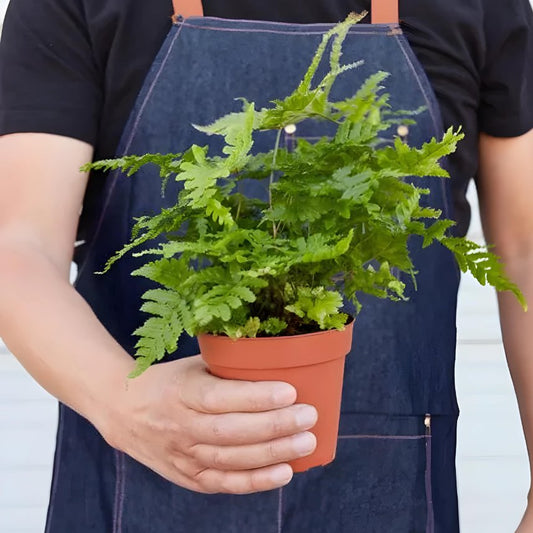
[198,319,354,473]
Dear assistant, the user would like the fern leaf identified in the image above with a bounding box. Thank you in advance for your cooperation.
[286,287,344,329]
[82,153,182,178]
[132,258,191,292]
[192,283,257,328]
[222,317,262,339]
[128,357,155,379]
[205,198,234,227]
[377,127,463,178]
[258,317,288,336]
[294,230,354,264]
[194,100,256,172]
[98,206,186,273]
[131,287,192,369]
[441,237,527,310]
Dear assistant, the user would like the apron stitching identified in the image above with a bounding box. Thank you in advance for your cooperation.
[121,25,184,154]
[181,16,391,29]
[392,34,440,138]
[44,404,65,533]
[338,434,426,440]
[118,453,126,532]
[112,450,121,533]
[112,451,126,533]
[393,33,452,220]
[277,487,283,533]
[425,436,435,533]
[179,23,388,36]
[76,23,185,279]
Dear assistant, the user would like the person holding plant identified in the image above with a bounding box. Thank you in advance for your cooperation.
[0,0,532,532]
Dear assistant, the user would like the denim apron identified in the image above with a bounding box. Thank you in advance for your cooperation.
[47,1,461,531]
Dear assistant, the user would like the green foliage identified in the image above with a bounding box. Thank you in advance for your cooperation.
[81,153,183,177]
[81,153,183,194]
[85,14,526,376]
[441,237,526,309]
[258,317,288,336]
[285,287,348,330]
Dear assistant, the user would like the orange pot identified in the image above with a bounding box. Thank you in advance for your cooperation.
[198,319,354,473]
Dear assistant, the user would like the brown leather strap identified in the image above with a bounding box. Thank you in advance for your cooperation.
[371,0,399,24]
[172,0,398,24]
[172,0,203,20]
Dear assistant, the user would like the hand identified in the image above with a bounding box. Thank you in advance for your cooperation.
[100,355,318,494]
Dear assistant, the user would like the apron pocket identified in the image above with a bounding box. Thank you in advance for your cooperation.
[281,413,432,533]
[116,413,435,533]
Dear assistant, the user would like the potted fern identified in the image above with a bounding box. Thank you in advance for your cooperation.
[86,15,525,472]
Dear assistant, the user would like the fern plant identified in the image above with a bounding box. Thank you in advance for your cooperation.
[85,14,526,377]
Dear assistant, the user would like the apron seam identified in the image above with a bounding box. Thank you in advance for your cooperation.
[277,486,284,533]
[393,32,453,221]
[178,22,390,36]
[44,404,65,533]
[121,23,184,154]
[338,434,426,440]
[392,34,441,142]
[179,16,396,29]
[76,23,185,280]
[425,434,435,533]
[112,450,126,533]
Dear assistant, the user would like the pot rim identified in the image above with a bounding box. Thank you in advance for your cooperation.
[197,315,355,343]
[198,317,354,369]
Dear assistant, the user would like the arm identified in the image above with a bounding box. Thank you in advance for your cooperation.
[0,133,135,421]
[476,129,533,530]
[0,133,316,493]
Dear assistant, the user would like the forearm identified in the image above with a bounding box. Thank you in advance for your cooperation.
[0,242,135,433]
[497,251,533,479]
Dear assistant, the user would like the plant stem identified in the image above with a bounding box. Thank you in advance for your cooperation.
[313,111,341,124]
[269,128,283,239]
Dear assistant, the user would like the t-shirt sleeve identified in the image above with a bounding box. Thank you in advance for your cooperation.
[478,0,533,137]
[0,0,102,145]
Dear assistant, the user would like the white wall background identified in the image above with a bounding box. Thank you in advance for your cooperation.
[0,0,8,26]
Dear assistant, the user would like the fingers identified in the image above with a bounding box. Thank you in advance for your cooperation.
[191,431,317,471]
[118,356,319,496]
[179,358,297,414]
[187,403,318,446]
[192,463,295,495]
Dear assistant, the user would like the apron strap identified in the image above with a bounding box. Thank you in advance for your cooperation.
[371,0,399,24]
[171,0,399,24]
[172,0,204,20]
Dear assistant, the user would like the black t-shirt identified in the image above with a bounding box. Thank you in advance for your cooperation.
[1,0,532,236]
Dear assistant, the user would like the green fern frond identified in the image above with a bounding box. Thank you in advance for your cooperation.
[441,237,527,310]
[292,230,354,264]
[85,15,525,377]
[98,205,186,273]
[376,127,463,178]
[132,258,192,292]
[82,152,182,177]
[128,356,155,379]
[194,100,257,173]
[130,288,193,371]
[192,284,257,328]
[286,287,345,330]
[258,317,288,336]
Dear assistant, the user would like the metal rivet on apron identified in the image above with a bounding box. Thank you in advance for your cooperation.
[397,125,409,138]
[284,124,297,135]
